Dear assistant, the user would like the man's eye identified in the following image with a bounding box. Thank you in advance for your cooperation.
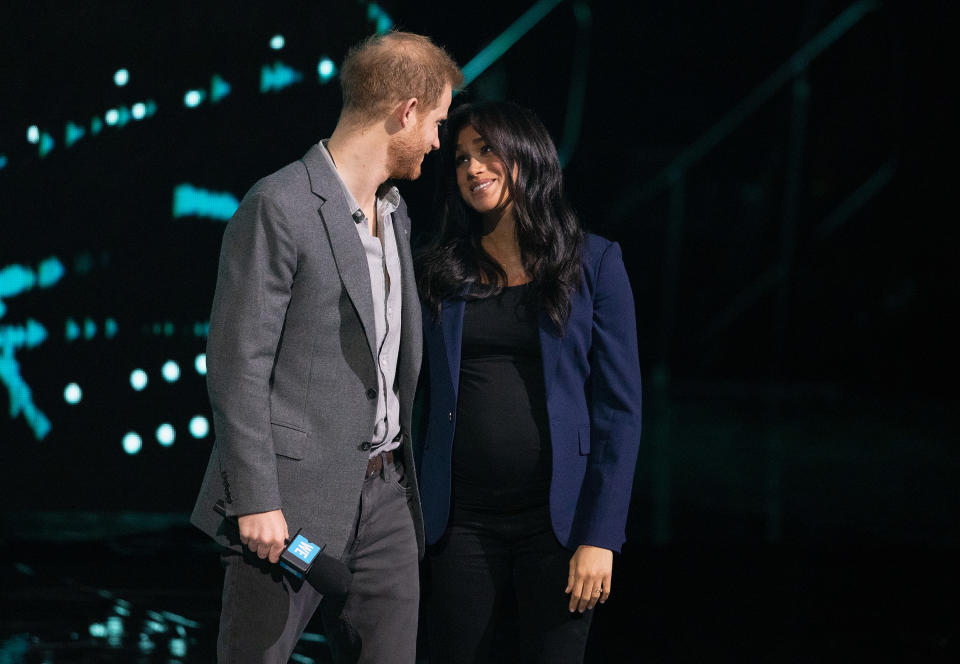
[480,145,493,154]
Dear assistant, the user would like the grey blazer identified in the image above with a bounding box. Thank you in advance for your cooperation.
[190,145,425,559]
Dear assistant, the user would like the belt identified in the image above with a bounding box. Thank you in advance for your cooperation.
[365,449,396,479]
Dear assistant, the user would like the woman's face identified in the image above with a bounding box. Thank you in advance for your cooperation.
[454,125,513,216]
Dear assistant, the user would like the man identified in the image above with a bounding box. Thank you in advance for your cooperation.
[190,31,461,663]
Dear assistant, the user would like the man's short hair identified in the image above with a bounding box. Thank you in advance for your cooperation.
[340,31,463,123]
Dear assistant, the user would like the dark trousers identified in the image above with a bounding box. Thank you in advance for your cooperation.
[426,503,593,664]
[217,455,420,663]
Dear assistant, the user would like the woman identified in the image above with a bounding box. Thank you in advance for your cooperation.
[415,101,642,663]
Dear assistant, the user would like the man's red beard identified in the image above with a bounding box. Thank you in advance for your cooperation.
[387,127,426,180]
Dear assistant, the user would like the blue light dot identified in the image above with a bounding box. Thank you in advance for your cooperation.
[130,369,148,391]
[170,637,187,657]
[105,109,120,126]
[90,623,108,638]
[27,125,40,143]
[156,423,175,446]
[317,58,336,82]
[131,102,146,120]
[195,353,207,375]
[189,416,210,439]
[64,383,82,404]
[122,432,142,455]
[184,90,204,108]
[162,360,180,383]
[114,68,130,87]
[270,34,285,50]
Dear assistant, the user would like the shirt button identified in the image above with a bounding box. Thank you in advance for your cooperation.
[359,441,372,451]
[366,388,377,399]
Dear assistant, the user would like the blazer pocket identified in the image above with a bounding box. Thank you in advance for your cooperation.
[578,426,591,455]
[271,422,307,460]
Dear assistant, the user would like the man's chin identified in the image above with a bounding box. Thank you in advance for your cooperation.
[391,163,422,181]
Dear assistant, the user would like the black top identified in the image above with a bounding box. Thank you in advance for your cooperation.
[451,283,552,512]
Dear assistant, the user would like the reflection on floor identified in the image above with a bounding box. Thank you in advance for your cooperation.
[2,510,958,663]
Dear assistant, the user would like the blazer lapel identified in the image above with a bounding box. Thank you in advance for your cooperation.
[301,145,377,365]
[393,206,422,408]
[441,298,465,399]
[539,312,562,396]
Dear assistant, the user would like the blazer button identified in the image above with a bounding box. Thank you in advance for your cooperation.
[366,388,377,400]
[359,441,372,451]
[448,411,453,422]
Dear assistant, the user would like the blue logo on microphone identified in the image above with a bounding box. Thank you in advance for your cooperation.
[289,534,321,564]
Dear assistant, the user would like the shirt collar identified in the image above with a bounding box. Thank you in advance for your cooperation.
[318,140,400,224]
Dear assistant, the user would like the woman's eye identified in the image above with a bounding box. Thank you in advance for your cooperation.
[454,154,468,165]
[480,145,493,154]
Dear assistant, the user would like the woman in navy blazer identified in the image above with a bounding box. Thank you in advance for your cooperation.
[415,101,642,663]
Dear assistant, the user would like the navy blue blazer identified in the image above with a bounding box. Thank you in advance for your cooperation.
[417,234,643,552]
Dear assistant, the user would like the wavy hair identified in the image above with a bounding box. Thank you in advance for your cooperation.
[416,101,583,331]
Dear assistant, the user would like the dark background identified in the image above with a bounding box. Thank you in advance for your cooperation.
[1,1,956,661]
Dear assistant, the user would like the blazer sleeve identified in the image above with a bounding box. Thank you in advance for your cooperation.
[206,190,297,518]
[577,241,643,551]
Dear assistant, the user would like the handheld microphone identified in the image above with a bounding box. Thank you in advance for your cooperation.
[214,501,352,597]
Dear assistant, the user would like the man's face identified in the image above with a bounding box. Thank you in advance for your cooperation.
[388,83,453,180]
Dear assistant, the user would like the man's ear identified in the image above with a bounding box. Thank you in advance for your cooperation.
[397,97,419,128]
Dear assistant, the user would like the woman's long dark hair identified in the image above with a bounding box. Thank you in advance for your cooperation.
[415,101,583,331]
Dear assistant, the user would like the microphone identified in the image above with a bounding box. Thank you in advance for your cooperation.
[214,500,352,597]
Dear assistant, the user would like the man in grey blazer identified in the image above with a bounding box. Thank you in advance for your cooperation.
[190,32,461,663]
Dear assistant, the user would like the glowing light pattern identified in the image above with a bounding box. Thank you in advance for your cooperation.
[161,360,180,383]
[260,61,303,93]
[1,257,65,440]
[103,106,130,127]
[38,132,54,158]
[194,353,207,375]
[64,383,82,404]
[156,423,175,446]
[65,318,80,341]
[6,4,401,175]
[189,415,210,438]
[210,75,231,103]
[123,432,143,454]
[65,122,86,147]
[130,369,148,391]
[184,89,205,108]
[170,638,187,657]
[460,0,563,87]
[172,183,239,220]
[317,57,336,83]
[366,3,394,34]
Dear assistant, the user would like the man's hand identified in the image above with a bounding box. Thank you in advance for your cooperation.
[565,545,613,613]
[237,510,289,564]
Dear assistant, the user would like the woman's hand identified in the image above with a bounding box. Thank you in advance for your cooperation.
[565,545,613,612]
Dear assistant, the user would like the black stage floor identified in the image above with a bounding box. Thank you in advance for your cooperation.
[2,511,958,663]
